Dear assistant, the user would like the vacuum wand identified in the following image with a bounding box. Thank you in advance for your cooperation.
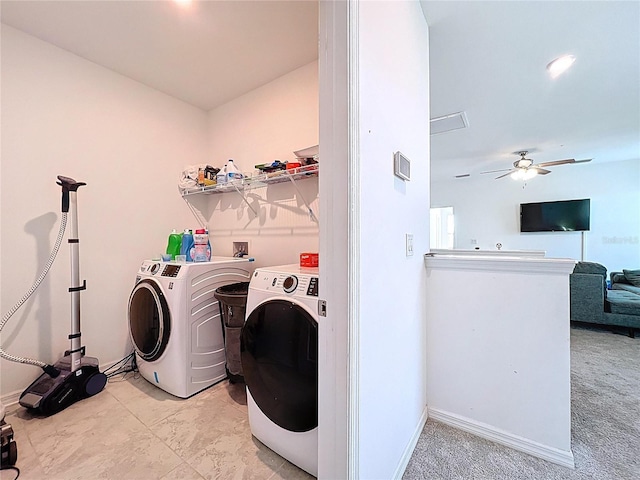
[57,176,87,373]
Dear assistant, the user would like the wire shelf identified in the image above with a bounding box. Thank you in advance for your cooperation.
[181,164,319,197]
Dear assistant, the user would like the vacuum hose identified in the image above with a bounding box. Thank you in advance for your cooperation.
[0,212,67,373]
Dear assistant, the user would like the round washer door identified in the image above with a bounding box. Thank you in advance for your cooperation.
[242,299,318,433]
[128,279,171,362]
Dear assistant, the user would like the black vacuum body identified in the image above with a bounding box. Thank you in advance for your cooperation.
[0,419,18,469]
[19,355,107,416]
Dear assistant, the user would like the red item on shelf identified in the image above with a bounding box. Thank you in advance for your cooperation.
[286,162,302,170]
[300,252,319,268]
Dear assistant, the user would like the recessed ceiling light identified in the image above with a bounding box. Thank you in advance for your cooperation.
[546,55,576,79]
[174,0,192,6]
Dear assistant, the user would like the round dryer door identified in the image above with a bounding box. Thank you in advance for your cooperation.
[128,279,171,362]
[242,300,318,433]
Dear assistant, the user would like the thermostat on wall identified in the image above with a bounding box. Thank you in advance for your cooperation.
[394,151,411,181]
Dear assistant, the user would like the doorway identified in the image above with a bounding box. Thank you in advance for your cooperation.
[430,206,454,249]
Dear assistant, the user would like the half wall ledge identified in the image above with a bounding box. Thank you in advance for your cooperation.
[423,250,576,468]
[424,251,576,275]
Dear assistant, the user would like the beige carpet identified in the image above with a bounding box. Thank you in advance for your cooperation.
[403,326,640,480]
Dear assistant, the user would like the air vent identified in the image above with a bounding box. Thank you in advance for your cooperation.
[430,111,468,135]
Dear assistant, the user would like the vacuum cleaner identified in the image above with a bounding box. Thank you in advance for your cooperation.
[1,176,107,417]
[1,403,18,470]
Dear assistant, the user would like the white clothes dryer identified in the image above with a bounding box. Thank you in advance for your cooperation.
[128,257,253,398]
[242,264,320,477]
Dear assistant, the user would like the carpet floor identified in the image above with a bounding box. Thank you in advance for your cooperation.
[403,325,640,480]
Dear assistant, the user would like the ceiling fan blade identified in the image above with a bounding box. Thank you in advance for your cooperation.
[455,173,470,178]
[480,168,513,175]
[495,170,516,179]
[535,158,575,168]
[574,158,592,164]
[533,168,551,175]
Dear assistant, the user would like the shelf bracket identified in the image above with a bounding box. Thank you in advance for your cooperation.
[182,196,207,229]
[232,183,258,215]
[287,175,318,223]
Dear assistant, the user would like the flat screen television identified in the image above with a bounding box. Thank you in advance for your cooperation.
[520,199,590,232]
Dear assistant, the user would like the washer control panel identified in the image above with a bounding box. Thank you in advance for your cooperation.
[138,260,181,278]
[252,269,319,297]
[283,275,298,293]
[307,277,319,297]
[161,264,181,277]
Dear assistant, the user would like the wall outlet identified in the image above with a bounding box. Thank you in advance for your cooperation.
[406,234,414,257]
[233,241,249,257]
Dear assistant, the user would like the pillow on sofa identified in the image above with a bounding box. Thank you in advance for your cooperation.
[623,269,640,287]
[611,272,629,284]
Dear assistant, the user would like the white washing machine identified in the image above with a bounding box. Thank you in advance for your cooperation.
[242,264,320,477]
[128,257,253,398]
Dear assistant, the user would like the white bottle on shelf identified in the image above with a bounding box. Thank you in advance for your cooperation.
[216,165,227,185]
[225,159,244,183]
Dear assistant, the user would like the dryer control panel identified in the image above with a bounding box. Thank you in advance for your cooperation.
[251,268,319,298]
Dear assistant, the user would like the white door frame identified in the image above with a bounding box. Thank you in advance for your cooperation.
[318,1,360,478]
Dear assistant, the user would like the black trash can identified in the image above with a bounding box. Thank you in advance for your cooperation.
[214,282,250,383]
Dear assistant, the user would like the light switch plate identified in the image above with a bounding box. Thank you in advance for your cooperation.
[406,233,414,256]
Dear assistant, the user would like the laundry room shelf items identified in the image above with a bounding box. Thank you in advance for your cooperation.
[180,164,318,196]
[181,164,319,221]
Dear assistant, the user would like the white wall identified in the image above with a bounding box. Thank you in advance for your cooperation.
[432,158,640,273]
[357,2,430,478]
[0,25,208,397]
[203,62,319,268]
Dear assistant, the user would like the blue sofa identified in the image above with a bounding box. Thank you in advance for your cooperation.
[569,262,640,337]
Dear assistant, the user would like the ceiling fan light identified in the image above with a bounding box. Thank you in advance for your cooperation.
[524,169,538,180]
[547,55,576,78]
[515,158,533,168]
[510,170,524,180]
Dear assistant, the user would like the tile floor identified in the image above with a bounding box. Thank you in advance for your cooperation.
[2,374,314,480]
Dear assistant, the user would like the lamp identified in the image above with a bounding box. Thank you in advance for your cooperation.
[510,169,525,180]
[547,55,576,79]
[511,168,538,181]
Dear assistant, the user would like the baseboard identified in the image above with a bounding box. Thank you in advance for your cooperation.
[429,408,575,469]
[1,390,22,409]
[392,406,429,480]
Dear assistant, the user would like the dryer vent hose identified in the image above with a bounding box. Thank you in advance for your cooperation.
[0,212,68,369]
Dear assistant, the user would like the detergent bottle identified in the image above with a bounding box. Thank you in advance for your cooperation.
[166,229,182,260]
[192,229,211,262]
[181,229,194,262]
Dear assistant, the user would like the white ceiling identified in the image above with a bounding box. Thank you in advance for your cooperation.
[0,0,319,111]
[421,0,640,181]
[1,1,638,182]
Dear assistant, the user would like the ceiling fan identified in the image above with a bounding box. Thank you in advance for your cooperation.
[480,151,592,180]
